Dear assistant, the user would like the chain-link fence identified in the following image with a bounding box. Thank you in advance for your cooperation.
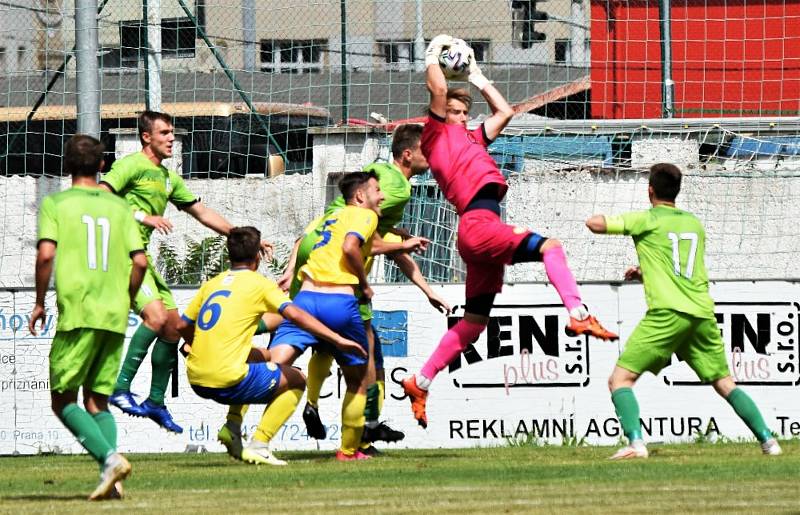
[1,0,799,287]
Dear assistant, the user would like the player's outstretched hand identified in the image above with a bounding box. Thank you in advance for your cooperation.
[428,293,452,315]
[467,46,490,90]
[142,214,173,234]
[403,236,430,254]
[28,304,45,336]
[624,266,643,281]
[425,34,453,67]
[335,337,368,359]
[259,240,274,260]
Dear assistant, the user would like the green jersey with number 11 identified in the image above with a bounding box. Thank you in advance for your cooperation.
[37,186,144,334]
[606,205,715,319]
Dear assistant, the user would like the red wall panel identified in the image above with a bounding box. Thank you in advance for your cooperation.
[590,0,800,119]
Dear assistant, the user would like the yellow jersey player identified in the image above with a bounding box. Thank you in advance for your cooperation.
[176,227,364,465]
[266,171,384,461]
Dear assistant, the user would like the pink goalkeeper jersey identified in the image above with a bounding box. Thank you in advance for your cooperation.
[420,111,508,215]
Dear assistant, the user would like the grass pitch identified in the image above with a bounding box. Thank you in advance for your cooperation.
[1,440,798,514]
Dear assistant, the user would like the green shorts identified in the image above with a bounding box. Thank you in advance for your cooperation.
[50,328,125,395]
[617,309,730,383]
[359,300,373,321]
[135,259,176,312]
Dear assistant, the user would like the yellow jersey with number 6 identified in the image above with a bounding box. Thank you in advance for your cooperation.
[182,269,290,388]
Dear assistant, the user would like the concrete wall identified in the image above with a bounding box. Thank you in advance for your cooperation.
[504,168,800,283]
[0,173,318,288]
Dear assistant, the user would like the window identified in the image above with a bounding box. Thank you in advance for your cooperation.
[554,39,569,63]
[110,18,195,69]
[465,40,490,62]
[0,48,6,71]
[260,39,325,73]
[162,17,196,58]
[118,21,145,67]
[555,38,590,65]
[377,40,414,70]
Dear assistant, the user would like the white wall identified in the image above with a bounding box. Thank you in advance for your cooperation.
[1,281,798,454]
[2,144,799,287]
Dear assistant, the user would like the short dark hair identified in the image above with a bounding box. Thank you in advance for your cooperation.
[447,87,473,112]
[339,171,379,202]
[227,226,261,264]
[391,124,423,159]
[64,134,105,177]
[649,163,682,201]
[138,110,173,144]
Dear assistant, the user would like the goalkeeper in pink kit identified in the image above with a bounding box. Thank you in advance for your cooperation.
[402,35,618,428]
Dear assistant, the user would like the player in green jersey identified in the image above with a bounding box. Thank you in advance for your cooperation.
[586,163,782,459]
[278,124,451,453]
[103,111,271,433]
[29,135,148,500]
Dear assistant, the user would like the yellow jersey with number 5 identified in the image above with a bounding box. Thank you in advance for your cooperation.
[299,205,378,285]
[181,269,290,388]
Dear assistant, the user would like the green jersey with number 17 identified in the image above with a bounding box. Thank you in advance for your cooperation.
[606,205,715,319]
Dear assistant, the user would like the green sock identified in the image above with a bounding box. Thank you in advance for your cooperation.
[115,324,159,392]
[726,388,772,443]
[254,319,269,335]
[60,404,112,464]
[611,387,642,442]
[364,383,380,423]
[148,339,178,405]
[92,411,117,450]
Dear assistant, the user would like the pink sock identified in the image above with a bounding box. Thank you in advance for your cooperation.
[420,319,486,383]
[542,245,582,311]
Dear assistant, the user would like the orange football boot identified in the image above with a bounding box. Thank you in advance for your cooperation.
[401,375,429,428]
[565,315,618,341]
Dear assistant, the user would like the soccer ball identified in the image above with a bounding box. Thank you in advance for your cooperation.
[438,39,472,79]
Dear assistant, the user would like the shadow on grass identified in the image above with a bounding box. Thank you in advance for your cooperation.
[1,494,88,501]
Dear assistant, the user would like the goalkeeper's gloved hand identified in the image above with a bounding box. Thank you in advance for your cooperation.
[467,48,491,90]
[425,34,454,68]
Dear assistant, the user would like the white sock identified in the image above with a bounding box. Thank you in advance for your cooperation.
[416,374,432,390]
[247,439,269,450]
[569,306,589,321]
[365,420,379,429]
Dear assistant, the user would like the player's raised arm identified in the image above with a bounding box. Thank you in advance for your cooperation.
[425,34,453,118]
[184,202,234,235]
[184,202,274,258]
[585,215,609,234]
[371,232,429,255]
[469,55,514,141]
